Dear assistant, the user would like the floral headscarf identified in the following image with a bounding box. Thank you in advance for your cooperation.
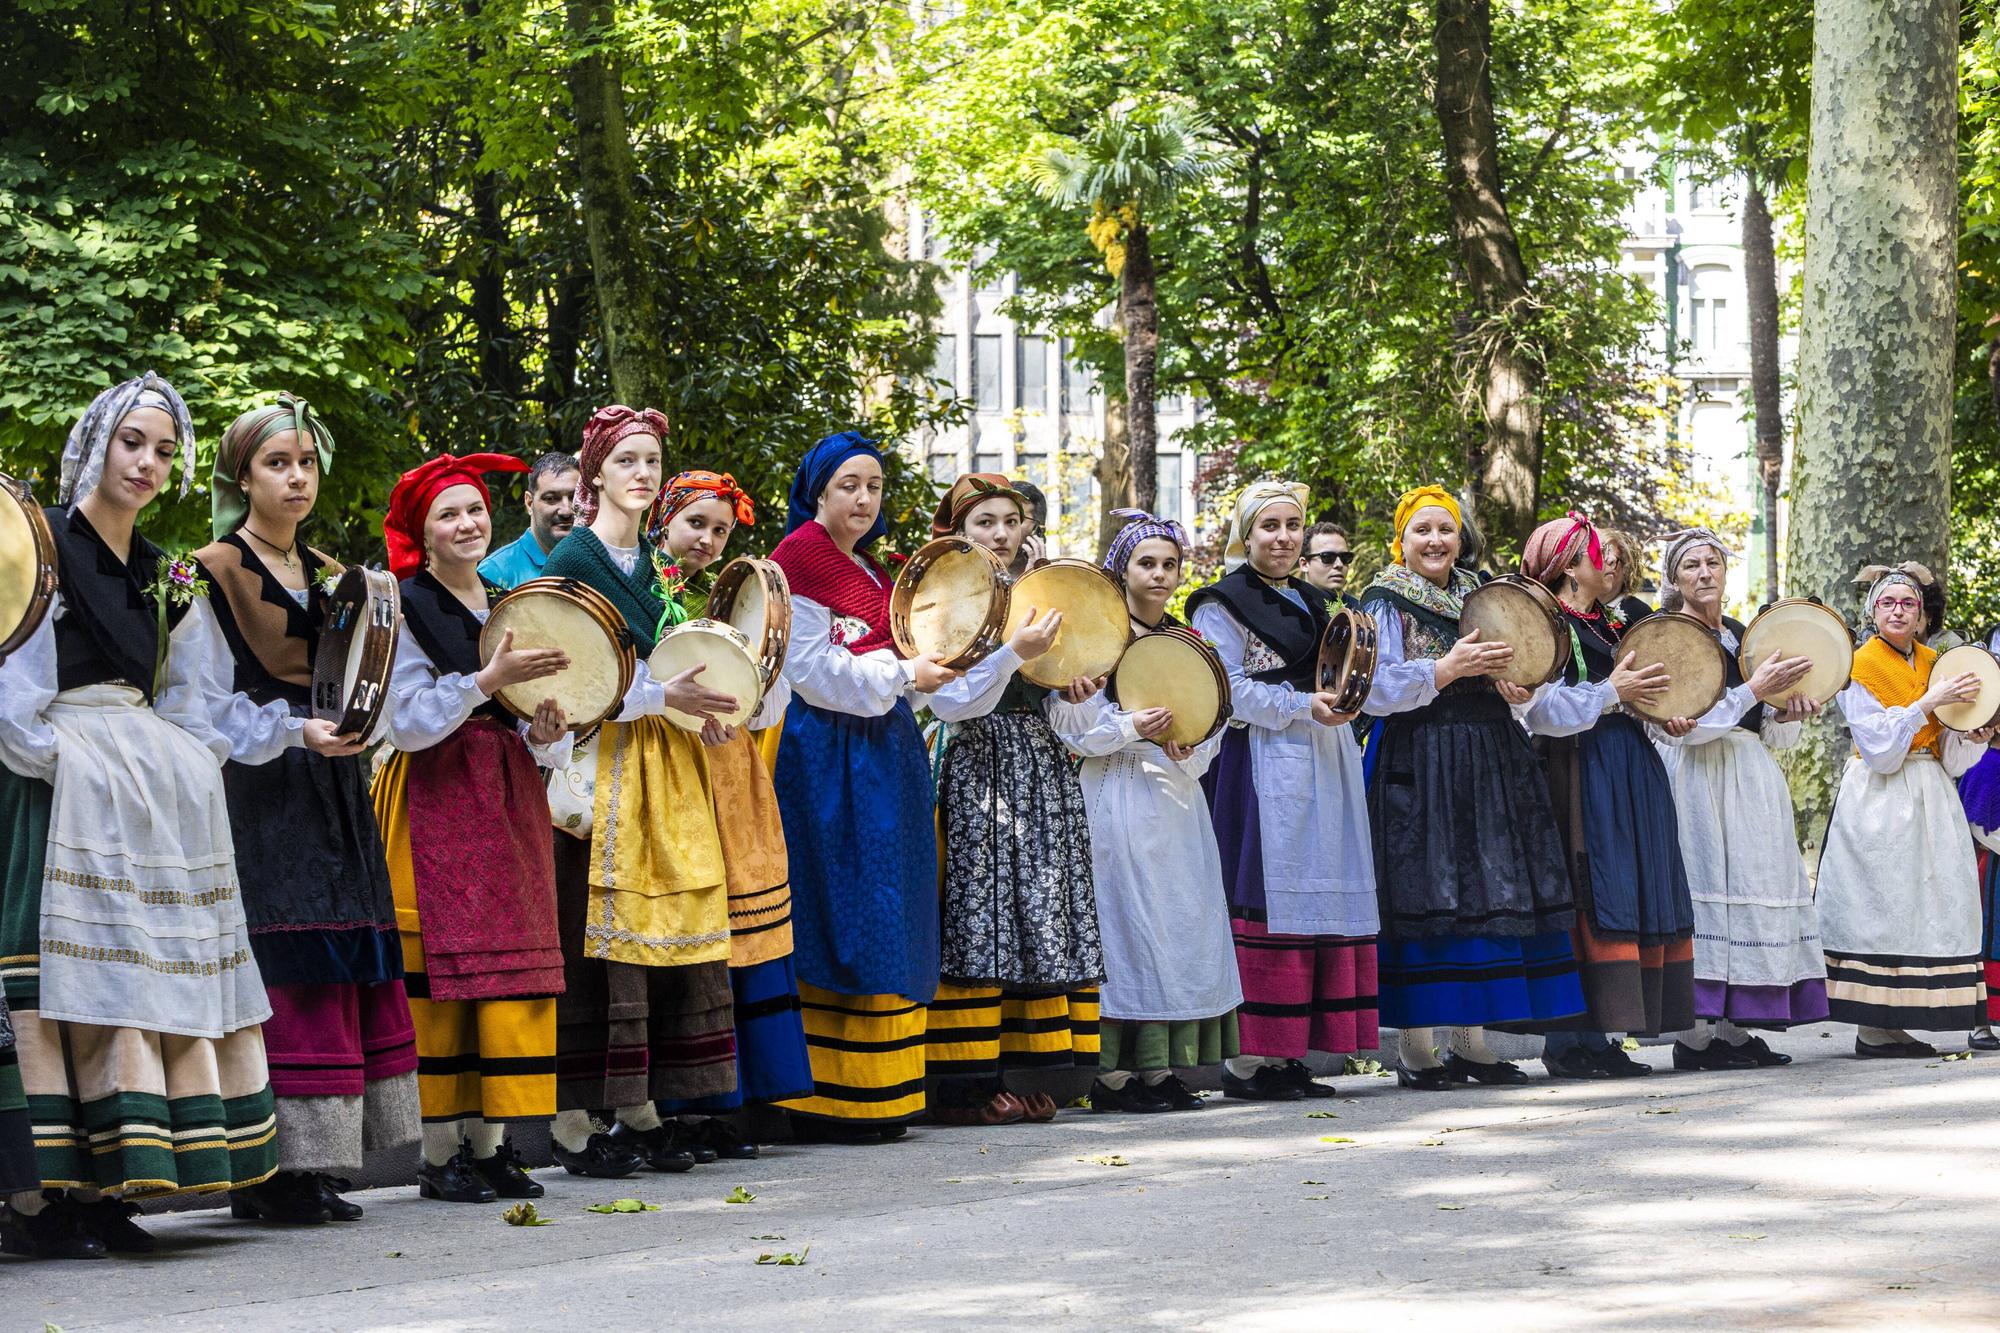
[58,372,197,505]
[1102,507,1190,578]
[575,404,669,525]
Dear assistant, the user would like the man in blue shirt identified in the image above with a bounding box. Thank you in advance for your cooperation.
[478,451,579,588]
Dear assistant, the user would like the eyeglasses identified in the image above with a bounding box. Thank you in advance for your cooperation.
[1875,596,1922,612]
[1303,551,1355,568]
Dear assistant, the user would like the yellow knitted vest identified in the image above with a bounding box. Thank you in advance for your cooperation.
[1849,635,1942,757]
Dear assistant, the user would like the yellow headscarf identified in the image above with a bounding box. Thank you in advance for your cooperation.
[1223,480,1310,573]
[1390,485,1463,563]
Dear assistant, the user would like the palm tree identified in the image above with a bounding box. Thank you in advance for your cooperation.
[1031,104,1220,517]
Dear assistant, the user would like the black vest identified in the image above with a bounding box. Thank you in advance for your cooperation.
[399,570,514,725]
[48,506,187,703]
[1186,565,1336,691]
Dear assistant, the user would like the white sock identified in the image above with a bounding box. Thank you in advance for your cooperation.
[1715,1019,1751,1047]
[1140,1069,1176,1086]
[551,1109,597,1153]
[465,1120,505,1160]
[615,1102,662,1132]
[1096,1069,1135,1090]
[1680,1021,1715,1051]
[1225,1055,1280,1078]
[1399,1028,1443,1070]
[421,1122,464,1167]
[8,1190,47,1217]
[1448,1026,1497,1063]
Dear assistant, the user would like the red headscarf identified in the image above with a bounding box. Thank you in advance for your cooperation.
[384,453,529,580]
[576,404,670,525]
[661,470,754,526]
[1521,510,1603,589]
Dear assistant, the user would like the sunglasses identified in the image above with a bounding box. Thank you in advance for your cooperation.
[1302,550,1355,568]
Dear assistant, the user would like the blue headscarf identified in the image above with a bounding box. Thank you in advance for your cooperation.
[785,430,888,549]
[1102,507,1191,579]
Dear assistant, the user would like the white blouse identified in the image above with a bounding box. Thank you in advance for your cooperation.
[781,594,922,718]
[1836,678,1987,777]
[384,614,573,769]
[1187,604,1314,730]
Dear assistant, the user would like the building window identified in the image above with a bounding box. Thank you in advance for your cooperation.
[1018,336,1048,414]
[928,451,957,483]
[1159,393,1185,417]
[1063,346,1095,413]
[1686,265,1733,354]
[930,334,957,394]
[973,451,1003,475]
[973,334,1003,413]
[1156,453,1183,523]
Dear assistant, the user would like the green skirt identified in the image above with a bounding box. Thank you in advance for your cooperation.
[1099,1013,1240,1074]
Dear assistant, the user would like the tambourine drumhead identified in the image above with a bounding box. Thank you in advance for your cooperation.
[1618,612,1727,724]
[1460,576,1565,687]
[1316,606,1378,714]
[0,478,56,661]
[1112,628,1229,748]
[1003,559,1132,688]
[481,579,631,731]
[709,557,790,685]
[1931,644,2000,732]
[647,620,764,730]
[1738,599,1853,707]
[891,538,1008,668]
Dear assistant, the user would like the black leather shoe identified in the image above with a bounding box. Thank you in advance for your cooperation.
[1593,1045,1653,1078]
[417,1151,499,1204]
[1671,1040,1758,1072]
[1395,1063,1453,1091]
[0,1198,108,1260]
[664,1120,719,1165]
[552,1131,646,1178]
[76,1197,156,1252]
[874,1123,909,1143]
[1855,1037,1936,1059]
[1544,1047,1612,1080]
[690,1117,759,1161]
[314,1175,363,1221]
[1151,1074,1208,1111]
[1279,1059,1339,1099]
[1220,1066,1305,1102]
[1731,1036,1792,1067]
[1970,1027,2000,1052]
[468,1141,545,1198]
[1088,1077,1173,1114]
[605,1122,695,1173]
[229,1172,332,1225]
[788,1115,881,1145]
[1442,1053,1531,1085]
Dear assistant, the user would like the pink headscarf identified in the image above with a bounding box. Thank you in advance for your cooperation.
[1521,510,1603,589]
[575,404,670,525]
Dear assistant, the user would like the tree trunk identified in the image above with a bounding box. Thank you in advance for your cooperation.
[1095,388,1132,560]
[1433,0,1544,554]
[1786,0,1960,852]
[1121,220,1159,514]
[469,161,522,408]
[564,0,672,409]
[1742,175,1784,603]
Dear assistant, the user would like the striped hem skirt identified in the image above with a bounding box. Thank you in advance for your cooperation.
[1981,849,2000,1025]
[1377,929,1585,1029]
[1231,918,1379,1057]
[0,1039,38,1196]
[1569,915,1696,1036]
[1100,1014,1238,1075]
[1825,950,1987,1032]
[658,954,814,1114]
[923,981,1100,1082]
[777,983,927,1124]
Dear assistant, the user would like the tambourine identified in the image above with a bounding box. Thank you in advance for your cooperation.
[1738,598,1854,707]
[1460,574,1567,687]
[1110,626,1232,747]
[1930,644,2000,732]
[648,620,766,731]
[890,537,1009,669]
[312,566,401,738]
[1617,611,1726,724]
[1001,559,1132,688]
[0,474,57,663]
[480,577,635,733]
[1316,605,1377,714]
[707,556,791,691]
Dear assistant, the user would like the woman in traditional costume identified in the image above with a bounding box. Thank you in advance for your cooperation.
[1819,564,1992,1057]
[538,406,742,1175]
[374,453,573,1203]
[0,375,278,1257]
[1648,530,1826,1069]
[1516,511,1694,1079]
[1048,510,1241,1113]
[1359,486,1583,1091]
[924,474,1102,1126]
[768,432,959,1143]
[193,395,419,1224]
[645,470,812,1159]
[1187,481,1379,1102]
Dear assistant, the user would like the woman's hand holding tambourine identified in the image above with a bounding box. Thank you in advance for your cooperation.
[699,717,738,747]
[477,627,571,697]
[1493,679,1534,706]
[911,651,962,693]
[1310,691,1358,728]
[302,717,365,757]
[1161,740,1196,762]
[1132,706,1174,740]
[1772,695,1820,724]
[526,698,567,747]
[1007,606,1062,661]
[661,662,738,722]
[1918,671,1982,716]
[1059,674,1104,705]
[1610,651,1670,708]
[1660,716,1698,738]
[1435,628,1512,686]
[1745,649,1812,705]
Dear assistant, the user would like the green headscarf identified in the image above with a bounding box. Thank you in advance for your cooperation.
[211,392,335,538]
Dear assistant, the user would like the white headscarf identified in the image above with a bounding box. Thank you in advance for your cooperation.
[58,372,198,505]
[1657,527,1731,612]
[1222,479,1309,573]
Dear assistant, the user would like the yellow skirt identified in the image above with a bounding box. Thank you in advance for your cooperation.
[707,728,794,969]
[584,715,729,968]
[374,752,555,1123]
[923,983,1100,1080]
[778,983,927,1124]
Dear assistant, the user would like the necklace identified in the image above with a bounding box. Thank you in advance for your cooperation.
[243,526,299,572]
[1565,601,1620,651]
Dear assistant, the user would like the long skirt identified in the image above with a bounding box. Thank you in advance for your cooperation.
[1664,730,1828,1026]
[1819,753,1986,1030]
[1367,690,1583,1027]
[1100,1013,1238,1076]
[375,751,556,1125]
[1,701,277,1197]
[924,982,1099,1092]
[779,983,928,1126]
[1232,920,1378,1056]
[937,711,1102,988]
[1981,850,2000,1025]
[227,737,417,1173]
[657,956,814,1113]
[1545,714,1695,1035]
[0,997,41,1195]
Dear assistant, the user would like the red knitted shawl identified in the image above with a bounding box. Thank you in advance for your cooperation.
[771,519,901,657]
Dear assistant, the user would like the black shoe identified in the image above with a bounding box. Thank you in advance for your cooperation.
[606,1122,696,1173]
[1151,1074,1208,1111]
[874,1124,909,1143]
[1220,1066,1305,1102]
[552,1131,646,1178]
[76,1197,155,1253]
[1442,1053,1531,1085]
[1671,1040,1758,1072]
[1593,1045,1653,1078]
[690,1117,759,1161]
[229,1172,332,1225]
[1395,1064,1454,1091]
[314,1175,364,1222]
[665,1120,719,1165]
[1730,1036,1793,1067]
[417,1151,499,1204]
[0,1197,108,1260]
[1970,1028,2000,1052]
[1855,1037,1936,1059]
[1087,1077,1173,1114]
[468,1141,545,1198]
[787,1114,883,1145]
[1279,1059,1338,1099]
[1544,1046,1613,1080]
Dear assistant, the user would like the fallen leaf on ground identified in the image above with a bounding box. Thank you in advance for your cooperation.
[725,1187,757,1204]
[1726,1234,1766,1241]
[1303,1194,1328,1201]
[1068,1096,1093,1109]
[1418,1139,1444,1147]
[1621,1038,1641,1052]
[385,1251,403,1258]
[1943,1051,1974,1062]
[1319,1136,1355,1144]
[1304,1110,1339,1119]
[502,1202,552,1227]
[1302,1179,1326,1185]
[1343,1056,1386,1076]
[1437,1204,1466,1211]
[751,1234,785,1240]
[1080,1154,1130,1167]
[756,1247,811,1266]
[1886,1284,1913,1291]
[944,1178,962,1184]
[1642,1107,1679,1115]
[586,1198,661,1214]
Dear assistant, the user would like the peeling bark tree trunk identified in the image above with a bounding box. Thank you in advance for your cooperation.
[1095,389,1132,560]
[1121,221,1159,514]
[1786,0,1959,850]
[1742,176,1784,601]
[1433,0,1544,553]
[565,0,672,409]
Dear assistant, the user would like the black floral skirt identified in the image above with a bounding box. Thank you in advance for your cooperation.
[937,710,1103,988]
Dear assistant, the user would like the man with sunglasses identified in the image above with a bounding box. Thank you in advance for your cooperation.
[1298,522,1356,597]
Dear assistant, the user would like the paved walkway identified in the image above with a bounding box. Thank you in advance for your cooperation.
[13,1024,2000,1330]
